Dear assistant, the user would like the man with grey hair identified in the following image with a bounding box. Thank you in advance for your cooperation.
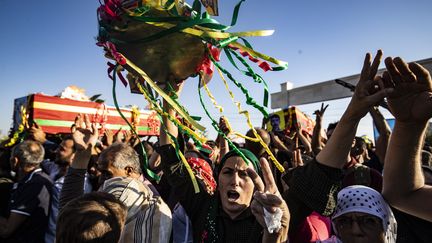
[60,114,172,243]
[0,140,53,242]
[97,142,143,184]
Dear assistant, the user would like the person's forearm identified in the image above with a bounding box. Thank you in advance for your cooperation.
[160,100,177,146]
[148,151,161,170]
[59,167,86,210]
[297,131,312,155]
[311,120,323,155]
[272,135,289,152]
[382,121,432,221]
[316,112,359,168]
[370,107,391,163]
[70,148,92,170]
[383,121,427,197]
[370,107,391,135]
[375,135,389,166]
[218,135,229,159]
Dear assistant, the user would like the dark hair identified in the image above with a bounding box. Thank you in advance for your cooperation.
[56,192,127,243]
[270,114,280,120]
[59,136,76,153]
[327,122,338,132]
[0,148,12,178]
[134,140,154,161]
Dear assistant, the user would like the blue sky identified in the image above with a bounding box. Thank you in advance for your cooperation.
[1,0,431,141]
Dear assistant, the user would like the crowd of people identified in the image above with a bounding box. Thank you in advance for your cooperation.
[0,51,432,243]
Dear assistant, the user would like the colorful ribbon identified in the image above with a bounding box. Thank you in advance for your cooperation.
[214,68,285,173]
[134,78,201,193]
[111,65,159,180]
[4,105,29,147]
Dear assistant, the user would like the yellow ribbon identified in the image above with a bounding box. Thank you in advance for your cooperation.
[215,68,285,173]
[142,21,274,39]
[5,105,28,147]
[230,41,288,67]
[131,105,141,130]
[122,54,206,131]
[135,80,201,193]
[133,79,207,144]
[201,75,224,113]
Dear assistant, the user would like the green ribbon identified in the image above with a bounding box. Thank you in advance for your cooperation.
[224,48,269,108]
[108,0,248,45]
[112,14,226,45]
[217,36,239,48]
[209,54,269,118]
[192,0,202,17]
[112,66,159,180]
[134,79,207,156]
[134,79,204,193]
[197,80,251,165]
[230,0,245,27]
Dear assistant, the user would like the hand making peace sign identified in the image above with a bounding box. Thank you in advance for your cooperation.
[248,157,289,241]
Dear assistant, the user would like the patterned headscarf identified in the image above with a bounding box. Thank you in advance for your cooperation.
[332,185,397,243]
[187,157,217,195]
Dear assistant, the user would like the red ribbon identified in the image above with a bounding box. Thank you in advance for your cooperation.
[107,62,128,87]
[97,41,127,65]
[228,45,272,72]
[197,45,221,74]
[98,0,122,20]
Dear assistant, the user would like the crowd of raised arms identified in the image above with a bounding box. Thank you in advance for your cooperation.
[0,51,432,243]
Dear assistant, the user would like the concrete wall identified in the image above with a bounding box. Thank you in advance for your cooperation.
[271,58,432,109]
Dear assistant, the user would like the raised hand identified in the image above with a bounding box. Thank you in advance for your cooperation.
[218,116,231,135]
[382,57,432,222]
[345,50,394,120]
[316,50,393,169]
[384,57,432,123]
[248,158,289,241]
[124,130,132,143]
[104,129,114,147]
[313,103,329,122]
[71,114,99,151]
[124,130,140,147]
[28,122,47,144]
[114,128,124,143]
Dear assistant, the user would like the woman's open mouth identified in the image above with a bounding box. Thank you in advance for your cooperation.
[227,190,240,202]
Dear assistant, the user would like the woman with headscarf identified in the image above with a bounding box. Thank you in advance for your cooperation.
[318,185,397,243]
[157,84,289,243]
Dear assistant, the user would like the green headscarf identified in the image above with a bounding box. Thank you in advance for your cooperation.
[216,148,262,179]
[203,148,263,243]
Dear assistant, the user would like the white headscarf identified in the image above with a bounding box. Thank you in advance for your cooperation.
[332,185,397,243]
